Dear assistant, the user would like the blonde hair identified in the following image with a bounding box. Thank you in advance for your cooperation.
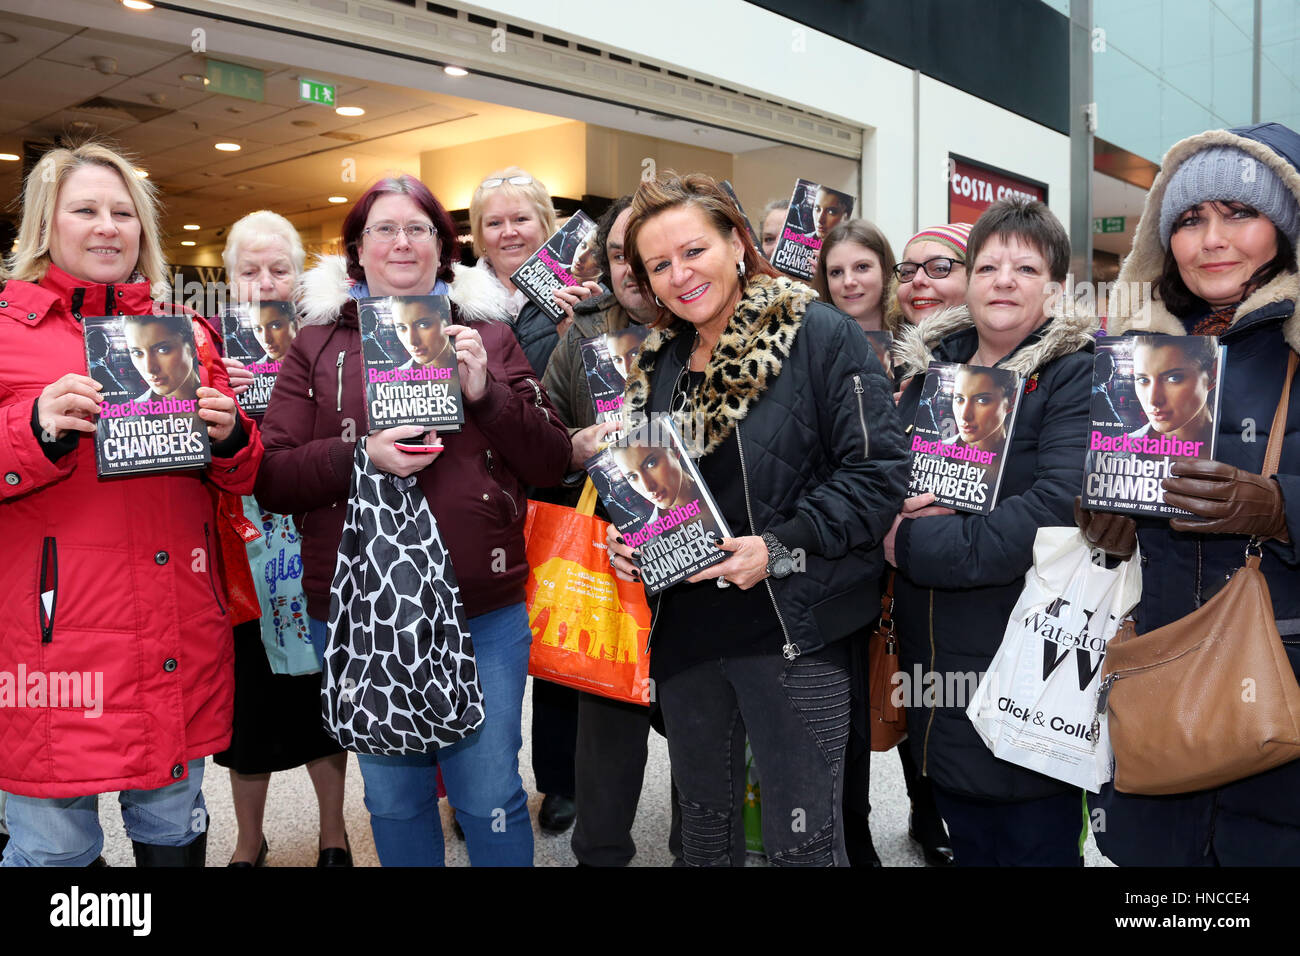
[222,210,305,280]
[7,140,167,293]
[468,166,557,261]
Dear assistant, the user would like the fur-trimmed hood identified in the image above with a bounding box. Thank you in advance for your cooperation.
[297,254,516,326]
[624,273,816,456]
[1109,124,1300,354]
[894,300,1099,380]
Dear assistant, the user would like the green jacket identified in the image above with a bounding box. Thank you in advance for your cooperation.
[541,291,642,435]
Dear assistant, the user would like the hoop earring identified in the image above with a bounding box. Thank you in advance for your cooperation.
[736,260,745,280]
[654,295,663,307]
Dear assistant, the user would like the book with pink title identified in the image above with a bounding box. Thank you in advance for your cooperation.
[908,361,1024,515]
[584,418,733,595]
[1082,335,1225,517]
[769,178,856,280]
[358,295,464,433]
[219,300,297,416]
[509,211,599,323]
[579,325,651,444]
[84,313,211,476]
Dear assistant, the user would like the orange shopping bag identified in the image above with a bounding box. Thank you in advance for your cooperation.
[524,480,652,705]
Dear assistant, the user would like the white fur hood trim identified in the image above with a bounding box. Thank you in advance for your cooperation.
[1108,127,1300,354]
[894,301,1099,379]
[297,254,515,326]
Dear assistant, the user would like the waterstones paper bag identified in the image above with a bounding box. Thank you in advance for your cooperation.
[966,527,1142,792]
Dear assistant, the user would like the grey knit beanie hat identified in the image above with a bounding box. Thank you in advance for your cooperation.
[1159,144,1300,248]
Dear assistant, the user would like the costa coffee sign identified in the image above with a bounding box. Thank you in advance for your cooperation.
[948,154,1048,224]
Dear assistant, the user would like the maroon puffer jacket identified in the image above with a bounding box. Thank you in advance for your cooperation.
[255,256,571,621]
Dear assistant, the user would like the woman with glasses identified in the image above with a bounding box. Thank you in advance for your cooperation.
[812,220,954,866]
[885,199,1097,866]
[605,172,909,866]
[256,174,572,866]
[887,223,973,328]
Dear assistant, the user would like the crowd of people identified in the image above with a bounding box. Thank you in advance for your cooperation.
[1,119,1298,867]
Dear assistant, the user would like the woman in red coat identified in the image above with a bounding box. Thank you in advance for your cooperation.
[0,141,261,867]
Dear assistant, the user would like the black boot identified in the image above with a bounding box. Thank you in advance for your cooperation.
[132,831,207,867]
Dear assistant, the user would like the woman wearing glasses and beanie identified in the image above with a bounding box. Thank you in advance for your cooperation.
[605,172,909,866]
[1080,123,1300,866]
[256,174,572,866]
[888,223,974,329]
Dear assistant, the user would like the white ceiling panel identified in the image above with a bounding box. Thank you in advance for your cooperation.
[0,13,77,60]
[41,29,181,76]
[2,58,123,106]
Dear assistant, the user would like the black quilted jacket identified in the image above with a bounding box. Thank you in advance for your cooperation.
[625,276,910,657]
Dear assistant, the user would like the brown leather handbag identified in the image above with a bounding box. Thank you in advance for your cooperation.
[1101,351,1300,795]
[869,572,908,751]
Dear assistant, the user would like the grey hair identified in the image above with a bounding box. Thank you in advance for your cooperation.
[222,210,305,279]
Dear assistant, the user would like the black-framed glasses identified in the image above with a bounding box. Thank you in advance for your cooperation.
[480,175,534,189]
[894,256,964,283]
[362,222,436,243]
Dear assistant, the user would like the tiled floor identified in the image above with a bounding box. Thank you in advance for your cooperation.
[85,676,1110,867]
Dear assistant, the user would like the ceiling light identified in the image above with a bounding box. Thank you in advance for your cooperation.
[328,196,348,204]
[180,73,208,85]
[180,240,196,246]
[335,106,365,117]
[133,167,148,178]
[214,142,241,151]
[0,153,19,162]
[234,184,254,191]
[183,224,200,231]
[291,119,318,128]
[121,0,154,9]
[444,66,468,77]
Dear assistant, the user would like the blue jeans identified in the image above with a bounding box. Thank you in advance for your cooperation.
[1,758,206,867]
[310,602,534,866]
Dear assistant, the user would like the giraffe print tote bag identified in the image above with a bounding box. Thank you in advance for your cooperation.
[323,439,484,754]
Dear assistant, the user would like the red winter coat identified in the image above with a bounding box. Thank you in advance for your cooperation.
[0,264,263,798]
[255,256,571,622]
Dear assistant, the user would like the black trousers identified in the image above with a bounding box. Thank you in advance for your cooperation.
[531,678,578,798]
[932,786,1084,866]
[571,691,682,865]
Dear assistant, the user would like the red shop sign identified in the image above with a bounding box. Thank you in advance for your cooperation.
[948,153,1048,224]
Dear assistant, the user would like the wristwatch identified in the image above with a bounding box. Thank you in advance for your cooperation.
[762,531,795,579]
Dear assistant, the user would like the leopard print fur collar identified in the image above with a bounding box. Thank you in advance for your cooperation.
[623,274,815,456]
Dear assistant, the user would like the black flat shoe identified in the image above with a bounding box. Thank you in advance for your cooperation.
[908,813,955,867]
[538,794,576,834]
[227,837,268,868]
[317,833,352,867]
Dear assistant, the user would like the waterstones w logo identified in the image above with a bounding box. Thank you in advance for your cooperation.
[1031,597,1111,691]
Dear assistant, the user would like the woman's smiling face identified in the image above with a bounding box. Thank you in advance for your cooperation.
[636,204,744,334]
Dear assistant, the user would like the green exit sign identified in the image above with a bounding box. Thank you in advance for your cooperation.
[1093,216,1126,234]
[205,59,264,102]
[299,78,336,106]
